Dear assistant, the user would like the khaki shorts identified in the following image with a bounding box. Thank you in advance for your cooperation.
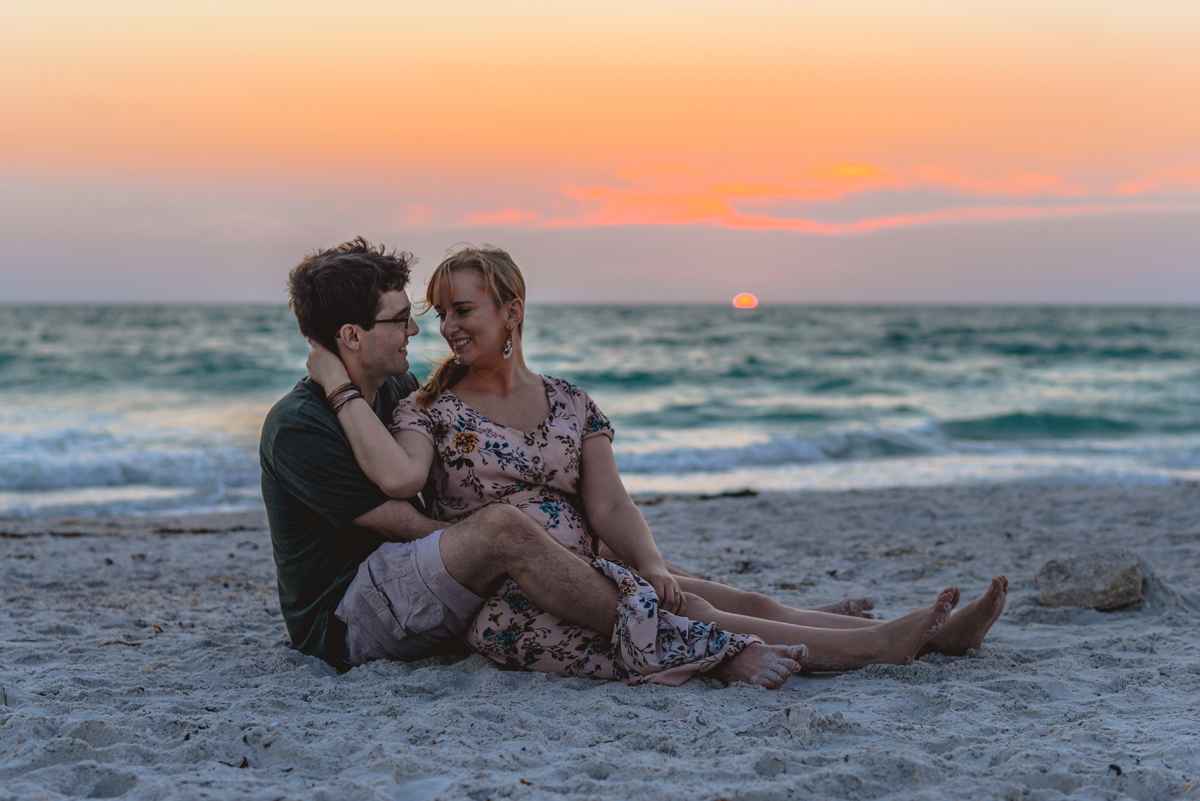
[335,530,485,665]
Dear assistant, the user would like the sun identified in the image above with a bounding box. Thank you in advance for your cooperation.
[732,293,758,309]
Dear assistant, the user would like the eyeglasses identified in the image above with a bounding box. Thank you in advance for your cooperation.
[370,309,412,326]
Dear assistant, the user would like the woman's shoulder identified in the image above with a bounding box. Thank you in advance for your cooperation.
[541,375,613,437]
[388,390,449,434]
[397,384,462,412]
[391,391,434,418]
[542,374,589,401]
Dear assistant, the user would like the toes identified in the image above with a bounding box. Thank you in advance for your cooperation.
[763,655,802,675]
[772,662,795,679]
[752,665,788,688]
[861,596,877,611]
[786,645,808,662]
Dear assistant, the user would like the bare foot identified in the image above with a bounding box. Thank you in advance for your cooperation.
[713,644,807,688]
[919,576,1008,657]
[807,596,877,619]
[804,587,958,671]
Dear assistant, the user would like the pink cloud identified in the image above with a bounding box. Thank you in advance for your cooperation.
[447,163,1200,235]
[1109,164,1200,196]
[566,198,1166,235]
[910,165,1092,198]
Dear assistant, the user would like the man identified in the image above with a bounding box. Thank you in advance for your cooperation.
[260,238,624,669]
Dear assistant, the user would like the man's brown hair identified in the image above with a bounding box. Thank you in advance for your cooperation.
[287,237,413,354]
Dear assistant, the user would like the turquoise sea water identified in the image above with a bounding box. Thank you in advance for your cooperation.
[1,304,1198,516]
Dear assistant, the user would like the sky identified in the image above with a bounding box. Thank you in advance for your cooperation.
[2,1,1198,303]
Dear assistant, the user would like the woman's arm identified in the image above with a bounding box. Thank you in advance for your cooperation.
[306,342,434,499]
[579,435,683,614]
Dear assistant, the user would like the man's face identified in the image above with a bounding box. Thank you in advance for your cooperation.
[357,289,419,380]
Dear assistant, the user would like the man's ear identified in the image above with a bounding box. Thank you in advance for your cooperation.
[336,323,363,352]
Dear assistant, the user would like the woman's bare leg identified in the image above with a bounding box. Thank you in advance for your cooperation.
[680,575,1007,658]
[613,549,873,619]
[713,644,808,688]
[674,575,877,626]
[683,587,958,671]
[807,597,876,618]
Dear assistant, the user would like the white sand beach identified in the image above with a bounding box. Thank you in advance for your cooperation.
[2,481,1198,800]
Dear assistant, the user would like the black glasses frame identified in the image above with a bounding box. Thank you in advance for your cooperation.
[369,310,412,326]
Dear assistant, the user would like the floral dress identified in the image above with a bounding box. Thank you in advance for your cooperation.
[388,375,757,685]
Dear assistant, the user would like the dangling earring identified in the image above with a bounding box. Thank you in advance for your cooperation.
[502,332,513,360]
[452,353,461,365]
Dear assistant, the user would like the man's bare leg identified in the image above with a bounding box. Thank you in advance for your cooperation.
[437,505,620,635]
[683,587,959,671]
[919,576,1008,657]
[438,506,806,689]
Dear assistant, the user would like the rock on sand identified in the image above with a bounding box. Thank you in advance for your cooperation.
[1035,548,1143,609]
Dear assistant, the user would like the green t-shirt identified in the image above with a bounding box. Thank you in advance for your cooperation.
[259,374,419,666]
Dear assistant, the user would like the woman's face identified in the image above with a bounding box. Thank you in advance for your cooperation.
[434,268,510,366]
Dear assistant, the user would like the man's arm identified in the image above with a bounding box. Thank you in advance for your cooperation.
[353,499,441,543]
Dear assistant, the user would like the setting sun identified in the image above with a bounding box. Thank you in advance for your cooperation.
[732,293,758,309]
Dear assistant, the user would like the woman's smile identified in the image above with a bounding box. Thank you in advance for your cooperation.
[435,269,513,366]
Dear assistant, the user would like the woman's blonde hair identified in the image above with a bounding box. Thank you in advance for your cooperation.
[416,245,527,407]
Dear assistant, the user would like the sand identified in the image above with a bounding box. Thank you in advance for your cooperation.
[2,481,1199,800]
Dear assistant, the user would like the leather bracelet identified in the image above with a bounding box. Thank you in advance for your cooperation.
[327,387,357,405]
[329,390,361,412]
[326,381,359,403]
[326,385,361,408]
[332,391,364,415]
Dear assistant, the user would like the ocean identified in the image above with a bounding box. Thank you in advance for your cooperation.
[1,304,1198,517]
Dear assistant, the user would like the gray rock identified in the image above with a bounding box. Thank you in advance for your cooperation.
[1036,548,1143,609]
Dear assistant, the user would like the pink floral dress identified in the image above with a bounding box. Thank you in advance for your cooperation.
[388,375,757,685]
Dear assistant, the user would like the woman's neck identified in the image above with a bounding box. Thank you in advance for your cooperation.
[458,354,534,398]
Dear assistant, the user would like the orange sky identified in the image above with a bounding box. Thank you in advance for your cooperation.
[2,1,1198,301]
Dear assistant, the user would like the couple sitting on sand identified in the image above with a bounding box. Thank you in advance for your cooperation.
[261,238,1008,687]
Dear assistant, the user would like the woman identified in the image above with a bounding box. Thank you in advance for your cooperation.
[306,246,1006,686]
